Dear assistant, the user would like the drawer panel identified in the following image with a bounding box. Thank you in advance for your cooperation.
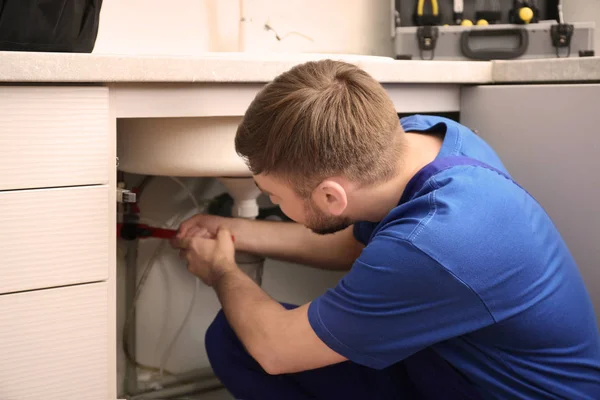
[0,283,108,400]
[0,185,109,294]
[0,86,109,190]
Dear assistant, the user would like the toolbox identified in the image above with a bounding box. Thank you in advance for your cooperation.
[393,0,596,60]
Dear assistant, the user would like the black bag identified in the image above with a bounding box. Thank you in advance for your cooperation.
[0,0,102,53]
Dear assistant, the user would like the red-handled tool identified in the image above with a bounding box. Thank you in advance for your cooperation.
[117,223,178,240]
[117,223,235,242]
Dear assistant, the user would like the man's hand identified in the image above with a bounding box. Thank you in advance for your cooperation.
[174,214,231,243]
[174,212,362,271]
[179,227,238,287]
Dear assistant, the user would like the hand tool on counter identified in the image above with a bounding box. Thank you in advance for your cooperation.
[475,0,501,25]
[413,0,440,26]
[453,0,464,25]
[509,0,540,24]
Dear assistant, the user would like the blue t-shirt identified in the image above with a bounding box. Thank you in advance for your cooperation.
[308,115,600,399]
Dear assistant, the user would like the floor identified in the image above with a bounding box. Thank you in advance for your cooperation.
[204,389,232,399]
[196,388,234,400]
[179,388,234,400]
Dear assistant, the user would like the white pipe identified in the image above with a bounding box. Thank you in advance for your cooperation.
[129,377,223,400]
[149,367,215,388]
[219,177,262,219]
[219,177,265,284]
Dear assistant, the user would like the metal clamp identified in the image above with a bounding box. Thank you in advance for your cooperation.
[551,23,574,58]
[417,26,439,60]
[117,183,137,204]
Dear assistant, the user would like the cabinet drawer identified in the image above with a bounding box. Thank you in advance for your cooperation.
[0,86,109,190]
[0,283,108,400]
[0,185,109,294]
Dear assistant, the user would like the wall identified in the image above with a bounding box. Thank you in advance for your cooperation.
[93,0,237,55]
[93,0,394,56]
[564,0,600,53]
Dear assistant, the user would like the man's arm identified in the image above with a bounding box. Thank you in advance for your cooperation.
[178,214,364,271]
[233,219,362,270]
[215,265,347,374]
[180,227,347,374]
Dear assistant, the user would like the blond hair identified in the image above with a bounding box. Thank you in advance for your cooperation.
[235,59,403,197]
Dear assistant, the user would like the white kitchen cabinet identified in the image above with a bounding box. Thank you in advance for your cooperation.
[0,185,110,294]
[0,86,109,191]
[0,85,116,399]
[460,84,600,324]
[0,283,109,400]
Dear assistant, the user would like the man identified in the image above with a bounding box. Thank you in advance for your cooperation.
[173,60,600,399]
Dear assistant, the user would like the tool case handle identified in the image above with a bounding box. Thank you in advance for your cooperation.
[460,28,529,60]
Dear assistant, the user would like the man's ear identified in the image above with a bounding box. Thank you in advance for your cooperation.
[312,179,348,216]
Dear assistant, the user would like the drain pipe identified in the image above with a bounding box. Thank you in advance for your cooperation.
[218,177,265,284]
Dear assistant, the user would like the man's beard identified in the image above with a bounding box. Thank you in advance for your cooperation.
[304,199,354,235]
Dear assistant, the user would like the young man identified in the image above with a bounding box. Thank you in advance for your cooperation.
[174,60,600,399]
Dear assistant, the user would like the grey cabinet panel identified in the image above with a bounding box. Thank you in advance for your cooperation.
[460,84,600,323]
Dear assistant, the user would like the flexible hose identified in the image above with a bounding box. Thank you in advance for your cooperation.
[123,223,181,376]
[159,277,201,376]
[158,177,204,376]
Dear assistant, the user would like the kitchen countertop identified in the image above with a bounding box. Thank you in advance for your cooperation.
[492,57,600,83]
[0,51,598,84]
[0,51,491,83]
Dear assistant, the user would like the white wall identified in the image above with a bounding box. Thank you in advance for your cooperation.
[564,0,600,52]
[94,0,238,55]
[94,0,394,56]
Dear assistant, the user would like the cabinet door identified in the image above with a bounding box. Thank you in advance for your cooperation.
[460,84,600,323]
[0,185,109,294]
[0,283,108,400]
[0,86,109,191]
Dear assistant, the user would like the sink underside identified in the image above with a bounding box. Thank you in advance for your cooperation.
[117,117,251,177]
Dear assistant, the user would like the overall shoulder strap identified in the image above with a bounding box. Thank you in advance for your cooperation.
[399,155,524,205]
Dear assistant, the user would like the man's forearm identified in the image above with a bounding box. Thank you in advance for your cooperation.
[214,266,287,373]
[228,219,362,270]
